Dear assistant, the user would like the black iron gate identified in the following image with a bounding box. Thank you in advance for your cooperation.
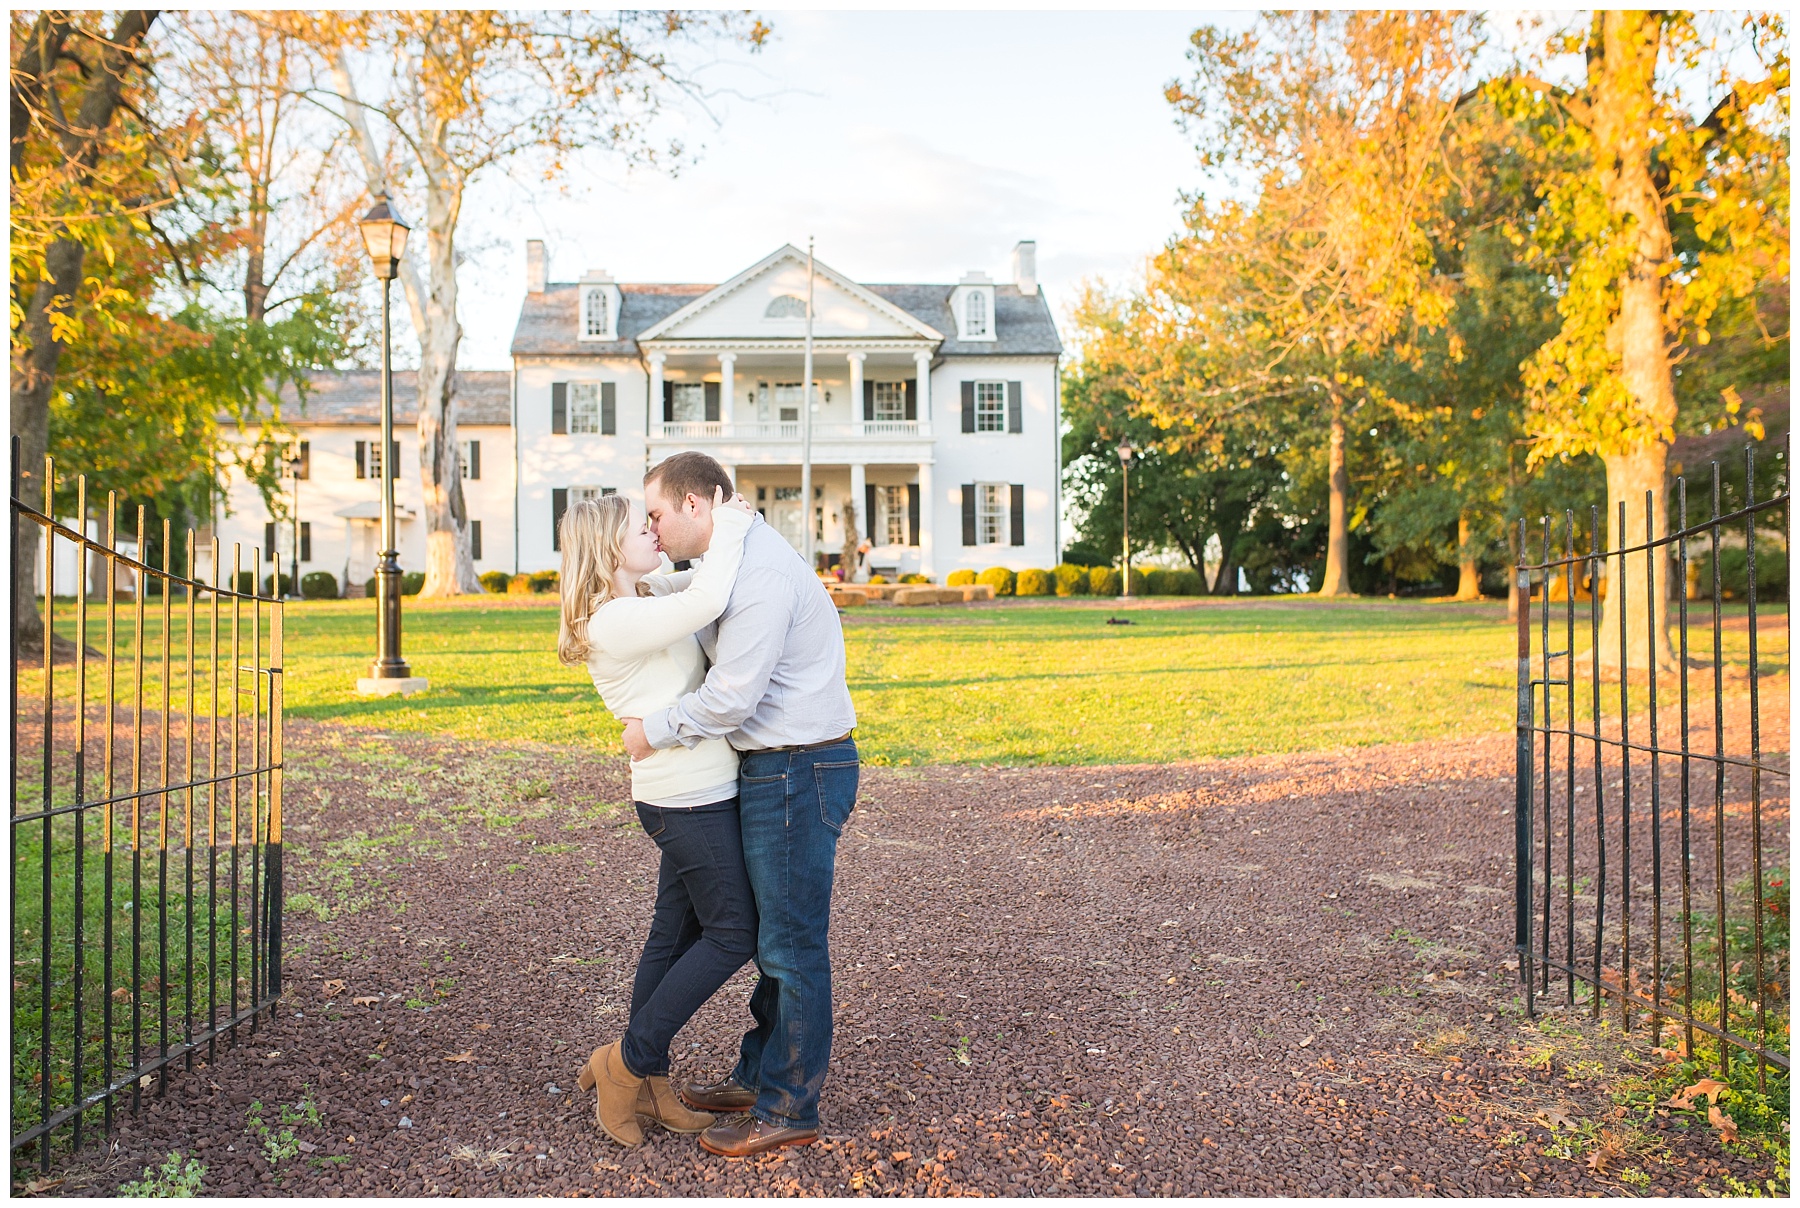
[1513,449,1788,1087]
[10,452,286,1170]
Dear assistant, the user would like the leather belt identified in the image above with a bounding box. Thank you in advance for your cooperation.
[757,731,854,756]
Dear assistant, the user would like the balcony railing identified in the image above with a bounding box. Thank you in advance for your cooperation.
[656,421,930,441]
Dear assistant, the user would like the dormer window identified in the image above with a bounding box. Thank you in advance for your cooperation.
[765,294,807,319]
[965,289,988,337]
[577,270,619,341]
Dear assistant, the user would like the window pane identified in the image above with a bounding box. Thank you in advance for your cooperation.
[975,381,1006,432]
[569,382,600,433]
[882,484,907,545]
[966,290,988,336]
[977,482,1006,544]
[672,383,706,423]
[874,381,906,421]
[584,288,608,336]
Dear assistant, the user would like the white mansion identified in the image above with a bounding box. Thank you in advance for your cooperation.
[217,242,1063,589]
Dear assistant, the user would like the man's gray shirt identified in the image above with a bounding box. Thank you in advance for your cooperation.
[642,515,857,753]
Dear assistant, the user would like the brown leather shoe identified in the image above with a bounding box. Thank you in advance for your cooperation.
[699,1114,820,1158]
[636,1075,714,1134]
[679,1074,758,1112]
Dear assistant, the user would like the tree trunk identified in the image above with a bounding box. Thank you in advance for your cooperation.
[1454,509,1481,600]
[1317,396,1353,596]
[1592,11,1678,674]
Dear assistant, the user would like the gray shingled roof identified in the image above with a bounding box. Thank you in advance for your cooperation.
[510,280,1062,358]
[510,283,711,357]
[280,370,513,425]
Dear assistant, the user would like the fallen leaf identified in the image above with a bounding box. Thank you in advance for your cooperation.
[352,996,379,1007]
[111,987,130,1002]
[1708,1105,1738,1144]
[1687,1078,1730,1105]
[1585,1147,1615,1175]
[323,979,346,997]
[1534,1107,1579,1131]
[444,1050,475,1063]
[473,1022,492,1031]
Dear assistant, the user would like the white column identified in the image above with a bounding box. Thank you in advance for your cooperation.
[913,351,933,428]
[849,462,867,568]
[648,352,666,438]
[847,351,866,438]
[917,461,935,581]
[719,352,736,430]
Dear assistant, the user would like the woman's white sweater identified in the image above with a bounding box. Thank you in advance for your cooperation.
[581,507,753,806]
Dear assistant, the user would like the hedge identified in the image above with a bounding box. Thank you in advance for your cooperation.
[946,569,976,587]
[1016,568,1052,597]
[362,572,425,598]
[1053,564,1090,596]
[901,573,931,584]
[507,573,535,595]
[300,570,338,600]
[260,572,292,597]
[479,570,511,594]
[529,570,559,593]
[977,566,1016,597]
[1090,566,1122,597]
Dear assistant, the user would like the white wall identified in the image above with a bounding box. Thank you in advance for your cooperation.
[927,356,1060,574]
[514,356,651,573]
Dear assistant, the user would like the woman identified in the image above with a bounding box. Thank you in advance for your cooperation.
[555,488,757,1147]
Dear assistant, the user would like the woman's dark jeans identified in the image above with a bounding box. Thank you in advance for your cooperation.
[621,797,758,1079]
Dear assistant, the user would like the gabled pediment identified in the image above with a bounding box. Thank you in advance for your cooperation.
[637,246,943,343]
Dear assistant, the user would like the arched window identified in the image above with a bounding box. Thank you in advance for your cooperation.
[583,287,610,337]
[764,294,807,319]
[965,289,989,337]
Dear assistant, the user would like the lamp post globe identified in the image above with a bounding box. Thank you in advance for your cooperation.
[1117,443,1134,599]
[354,196,423,695]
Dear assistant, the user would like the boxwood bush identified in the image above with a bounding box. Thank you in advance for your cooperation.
[1016,568,1052,597]
[901,573,930,584]
[300,570,338,599]
[1089,566,1122,597]
[260,572,292,597]
[479,569,510,594]
[507,573,535,595]
[977,566,1016,597]
[1053,563,1090,596]
[529,570,559,593]
[363,572,425,598]
[1166,567,1205,596]
[946,569,976,587]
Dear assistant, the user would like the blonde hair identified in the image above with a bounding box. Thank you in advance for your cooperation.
[557,494,634,665]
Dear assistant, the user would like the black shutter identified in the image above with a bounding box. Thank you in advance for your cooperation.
[1007,381,1023,433]
[904,378,917,421]
[296,440,310,479]
[468,440,481,480]
[354,440,366,479]
[299,522,312,562]
[470,519,482,561]
[704,381,720,422]
[551,382,567,434]
[907,483,920,546]
[865,483,877,542]
[391,440,401,479]
[961,484,977,546]
[863,379,875,421]
[552,488,568,552]
[600,382,616,435]
[662,380,673,422]
[960,381,975,433]
[1010,483,1026,546]
[264,522,276,562]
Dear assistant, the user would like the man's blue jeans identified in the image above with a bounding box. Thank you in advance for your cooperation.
[731,738,859,1130]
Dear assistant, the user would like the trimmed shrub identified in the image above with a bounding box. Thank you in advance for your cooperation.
[235,570,257,595]
[1696,538,1788,600]
[1016,568,1052,597]
[1124,567,1151,596]
[1141,567,1169,596]
[300,571,338,600]
[260,572,292,597]
[1053,563,1090,596]
[1166,567,1205,596]
[1090,566,1122,597]
[529,570,559,593]
[901,573,930,584]
[946,569,977,587]
[402,571,425,595]
[977,566,1016,597]
[507,573,535,595]
[479,570,510,594]
[868,574,888,584]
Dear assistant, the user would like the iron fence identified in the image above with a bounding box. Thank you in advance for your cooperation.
[10,451,286,1171]
[1513,448,1789,1089]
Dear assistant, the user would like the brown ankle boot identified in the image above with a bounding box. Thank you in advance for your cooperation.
[575,1041,645,1146]
[636,1075,715,1134]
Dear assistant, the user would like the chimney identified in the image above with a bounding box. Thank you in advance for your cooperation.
[525,240,547,294]
[1012,240,1038,296]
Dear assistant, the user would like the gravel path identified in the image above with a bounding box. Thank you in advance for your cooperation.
[24,715,1786,1197]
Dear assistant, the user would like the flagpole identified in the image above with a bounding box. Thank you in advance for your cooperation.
[800,237,816,569]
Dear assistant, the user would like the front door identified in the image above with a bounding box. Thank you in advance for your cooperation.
[769,486,806,552]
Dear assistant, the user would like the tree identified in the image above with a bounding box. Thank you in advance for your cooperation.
[271,11,770,596]
[1162,10,1482,596]
[1500,11,1789,670]
[11,8,161,648]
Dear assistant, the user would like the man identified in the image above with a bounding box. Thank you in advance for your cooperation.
[621,451,858,1158]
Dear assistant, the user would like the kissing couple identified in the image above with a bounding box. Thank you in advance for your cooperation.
[553,451,859,1158]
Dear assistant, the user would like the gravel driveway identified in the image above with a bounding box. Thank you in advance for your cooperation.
[23,716,1785,1197]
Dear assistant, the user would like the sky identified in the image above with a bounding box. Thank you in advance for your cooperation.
[448,9,1243,368]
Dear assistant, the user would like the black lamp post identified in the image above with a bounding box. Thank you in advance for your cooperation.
[287,451,303,599]
[358,196,414,684]
[1117,442,1134,599]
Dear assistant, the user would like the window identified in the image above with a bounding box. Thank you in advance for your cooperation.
[975,381,1006,432]
[460,439,481,479]
[873,382,906,422]
[470,519,482,561]
[582,286,610,338]
[292,440,310,479]
[773,382,803,423]
[977,483,1007,545]
[570,485,616,504]
[773,487,803,502]
[569,382,602,434]
[765,294,807,318]
[300,522,311,562]
[358,439,400,480]
[670,383,706,423]
[965,289,989,337]
[881,484,907,546]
